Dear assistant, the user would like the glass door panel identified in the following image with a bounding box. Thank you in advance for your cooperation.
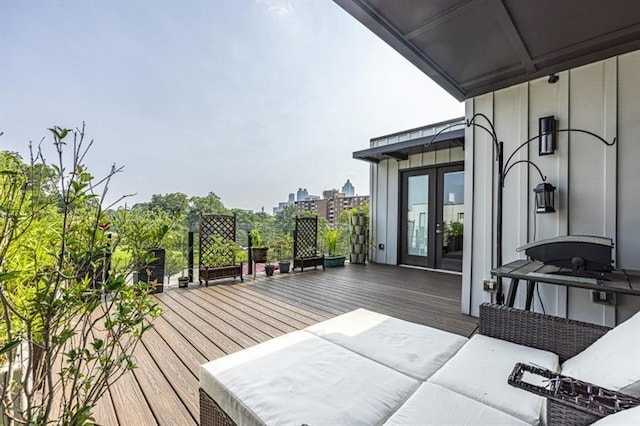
[400,169,435,267]
[407,175,428,257]
[436,167,464,272]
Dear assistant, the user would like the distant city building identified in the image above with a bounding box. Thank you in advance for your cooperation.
[342,179,355,197]
[274,184,364,218]
[274,192,298,214]
[323,189,343,199]
[296,194,369,227]
[296,188,309,202]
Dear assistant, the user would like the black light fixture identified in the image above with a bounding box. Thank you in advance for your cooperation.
[534,182,556,213]
[539,116,556,156]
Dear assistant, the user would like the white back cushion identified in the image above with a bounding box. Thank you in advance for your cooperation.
[305,308,468,380]
[561,310,640,397]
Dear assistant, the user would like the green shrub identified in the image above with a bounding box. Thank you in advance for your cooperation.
[0,125,167,424]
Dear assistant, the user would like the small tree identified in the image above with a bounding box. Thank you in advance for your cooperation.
[0,125,165,424]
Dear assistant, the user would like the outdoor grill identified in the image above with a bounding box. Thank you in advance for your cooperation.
[516,235,614,276]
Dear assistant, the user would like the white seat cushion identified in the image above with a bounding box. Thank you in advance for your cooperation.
[428,334,560,425]
[305,308,468,380]
[561,310,640,397]
[384,382,529,425]
[591,405,640,425]
[200,330,420,426]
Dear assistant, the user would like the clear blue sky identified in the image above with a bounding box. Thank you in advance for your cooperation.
[0,0,463,212]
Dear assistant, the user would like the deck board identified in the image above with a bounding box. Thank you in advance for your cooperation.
[93,263,477,425]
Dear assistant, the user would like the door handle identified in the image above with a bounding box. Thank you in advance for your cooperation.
[435,223,443,234]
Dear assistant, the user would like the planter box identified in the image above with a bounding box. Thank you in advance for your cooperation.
[279,261,291,273]
[324,255,346,268]
[251,247,269,263]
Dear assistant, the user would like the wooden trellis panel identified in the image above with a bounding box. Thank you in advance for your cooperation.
[199,214,243,285]
[293,216,324,272]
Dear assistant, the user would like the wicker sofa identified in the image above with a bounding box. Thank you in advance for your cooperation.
[199,304,640,425]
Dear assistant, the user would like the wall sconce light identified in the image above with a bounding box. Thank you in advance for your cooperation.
[534,182,556,213]
[539,116,556,156]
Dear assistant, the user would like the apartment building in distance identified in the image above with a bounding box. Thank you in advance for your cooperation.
[296,181,368,226]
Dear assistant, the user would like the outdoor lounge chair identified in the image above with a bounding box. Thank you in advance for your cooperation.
[292,216,324,272]
[198,213,243,285]
[200,304,640,425]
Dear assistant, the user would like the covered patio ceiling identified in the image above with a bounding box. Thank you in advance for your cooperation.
[334,0,640,101]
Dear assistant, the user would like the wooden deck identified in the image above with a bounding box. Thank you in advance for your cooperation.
[93,263,477,425]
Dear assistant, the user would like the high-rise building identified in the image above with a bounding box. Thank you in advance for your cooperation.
[288,193,295,204]
[342,179,355,197]
[296,193,369,226]
[296,188,309,202]
[323,189,343,199]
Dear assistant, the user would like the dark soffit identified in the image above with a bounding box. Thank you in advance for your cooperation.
[334,0,640,101]
[353,128,465,163]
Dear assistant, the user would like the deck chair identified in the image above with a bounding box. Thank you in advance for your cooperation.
[199,214,243,285]
[293,216,325,272]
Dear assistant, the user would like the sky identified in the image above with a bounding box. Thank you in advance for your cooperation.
[0,0,463,212]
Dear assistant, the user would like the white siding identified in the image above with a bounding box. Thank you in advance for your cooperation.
[464,50,640,325]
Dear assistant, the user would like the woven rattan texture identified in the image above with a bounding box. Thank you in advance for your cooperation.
[547,399,601,426]
[199,388,237,426]
[479,303,610,362]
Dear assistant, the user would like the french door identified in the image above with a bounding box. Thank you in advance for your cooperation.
[399,164,464,272]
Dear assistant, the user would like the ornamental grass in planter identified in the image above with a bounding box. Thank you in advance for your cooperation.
[323,228,346,267]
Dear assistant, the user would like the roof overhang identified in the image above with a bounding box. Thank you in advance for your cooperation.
[353,127,464,164]
[334,0,640,101]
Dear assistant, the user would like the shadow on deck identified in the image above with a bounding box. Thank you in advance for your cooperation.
[93,263,477,425]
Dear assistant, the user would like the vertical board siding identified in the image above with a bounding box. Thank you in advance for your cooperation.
[567,60,616,325]
[387,160,399,264]
[375,161,388,264]
[464,51,639,325]
[495,84,530,309]
[371,163,379,263]
[461,101,475,314]
[469,94,496,316]
[614,51,640,323]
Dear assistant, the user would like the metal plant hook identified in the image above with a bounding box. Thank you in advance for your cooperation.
[503,160,547,184]
[504,128,617,174]
[423,121,467,150]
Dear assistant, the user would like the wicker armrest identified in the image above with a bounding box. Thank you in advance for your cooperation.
[479,303,610,362]
[508,363,640,426]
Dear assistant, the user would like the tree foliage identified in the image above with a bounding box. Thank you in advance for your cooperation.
[0,126,170,425]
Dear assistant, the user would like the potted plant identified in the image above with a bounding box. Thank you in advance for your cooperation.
[324,228,346,267]
[178,275,189,288]
[271,234,293,273]
[249,229,268,263]
[265,263,275,276]
[445,221,464,252]
[263,245,276,277]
